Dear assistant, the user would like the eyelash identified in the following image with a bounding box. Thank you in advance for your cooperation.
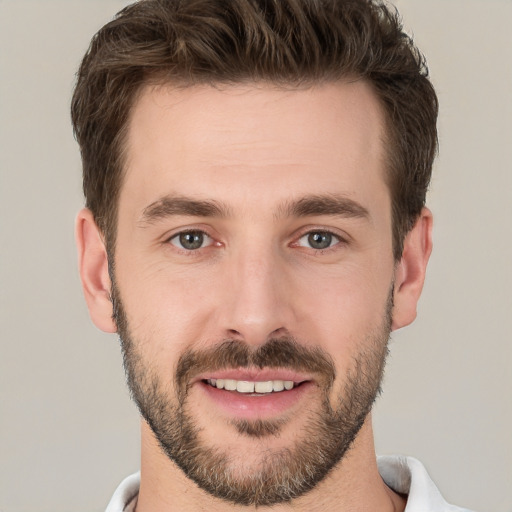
[168,229,215,252]
[293,229,346,254]
[165,228,347,254]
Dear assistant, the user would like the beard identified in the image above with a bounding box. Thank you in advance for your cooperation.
[111,279,392,507]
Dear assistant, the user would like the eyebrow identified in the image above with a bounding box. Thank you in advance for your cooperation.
[139,193,370,225]
[140,195,231,224]
[276,194,370,221]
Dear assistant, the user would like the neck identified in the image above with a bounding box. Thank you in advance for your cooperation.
[135,415,406,512]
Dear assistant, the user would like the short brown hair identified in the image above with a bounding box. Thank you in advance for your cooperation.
[71,0,438,260]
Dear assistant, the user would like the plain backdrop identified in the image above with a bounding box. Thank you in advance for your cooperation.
[0,0,511,511]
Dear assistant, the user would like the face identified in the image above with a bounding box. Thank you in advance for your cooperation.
[109,82,398,505]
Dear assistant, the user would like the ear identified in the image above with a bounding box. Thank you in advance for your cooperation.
[391,207,433,331]
[75,208,117,333]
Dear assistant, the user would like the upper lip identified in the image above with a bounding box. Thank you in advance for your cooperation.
[193,368,313,384]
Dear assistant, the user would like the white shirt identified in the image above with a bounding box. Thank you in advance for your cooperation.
[105,456,474,512]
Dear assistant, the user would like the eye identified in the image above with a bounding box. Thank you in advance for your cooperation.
[297,231,340,250]
[169,230,213,251]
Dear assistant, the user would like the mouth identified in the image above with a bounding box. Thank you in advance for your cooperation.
[195,370,315,420]
[204,378,300,394]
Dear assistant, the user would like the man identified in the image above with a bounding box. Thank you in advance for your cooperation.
[71,0,472,510]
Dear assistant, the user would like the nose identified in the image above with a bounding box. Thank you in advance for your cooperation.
[219,244,293,346]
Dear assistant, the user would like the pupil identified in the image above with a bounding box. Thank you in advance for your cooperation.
[309,232,331,249]
[180,232,203,250]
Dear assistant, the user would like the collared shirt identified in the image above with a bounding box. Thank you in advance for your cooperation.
[105,456,475,511]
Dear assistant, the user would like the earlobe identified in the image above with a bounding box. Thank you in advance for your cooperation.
[391,207,433,331]
[75,208,117,333]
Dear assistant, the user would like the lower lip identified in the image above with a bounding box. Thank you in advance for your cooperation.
[198,380,314,420]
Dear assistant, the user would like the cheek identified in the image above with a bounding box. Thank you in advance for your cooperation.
[114,259,219,368]
[296,261,391,328]
[291,264,392,377]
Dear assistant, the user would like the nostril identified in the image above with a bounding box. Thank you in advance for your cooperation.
[225,327,289,343]
[269,327,288,338]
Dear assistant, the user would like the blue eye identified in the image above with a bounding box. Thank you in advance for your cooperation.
[298,231,339,250]
[170,231,213,250]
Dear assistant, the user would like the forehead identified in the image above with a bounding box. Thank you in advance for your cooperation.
[122,81,388,217]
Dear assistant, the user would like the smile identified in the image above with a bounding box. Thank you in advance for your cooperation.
[198,373,314,419]
[205,378,296,394]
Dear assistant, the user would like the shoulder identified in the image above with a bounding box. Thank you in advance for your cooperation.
[105,472,140,512]
[378,455,475,512]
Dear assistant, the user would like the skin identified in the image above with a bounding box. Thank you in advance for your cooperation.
[76,81,432,511]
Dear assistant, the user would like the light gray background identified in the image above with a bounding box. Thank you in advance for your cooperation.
[0,1,510,511]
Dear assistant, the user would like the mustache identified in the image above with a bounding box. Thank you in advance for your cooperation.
[175,337,336,395]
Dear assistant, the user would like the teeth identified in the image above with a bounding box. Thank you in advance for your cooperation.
[272,380,285,392]
[254,381,273,393]
[237,381,255,393]
[207,379,296,394]
[224,379,237,391]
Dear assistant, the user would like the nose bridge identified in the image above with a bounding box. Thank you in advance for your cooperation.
[222,236,290,344]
